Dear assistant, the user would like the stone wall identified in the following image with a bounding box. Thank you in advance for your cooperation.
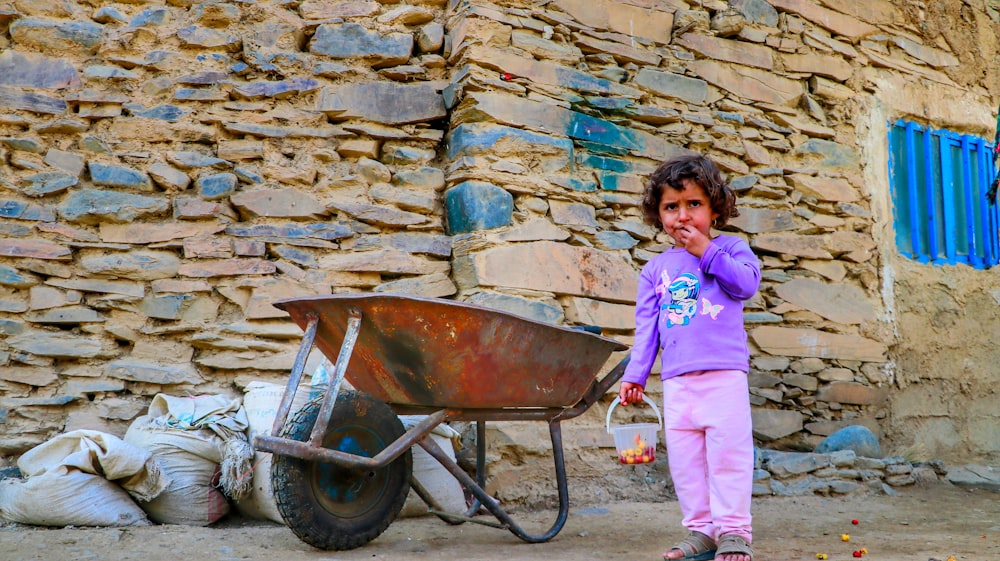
[1,0,1000,496]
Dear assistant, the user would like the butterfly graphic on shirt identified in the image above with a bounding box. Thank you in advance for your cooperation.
[700,297,723,320]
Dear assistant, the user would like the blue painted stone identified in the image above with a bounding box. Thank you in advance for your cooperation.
[59,189,169,223]
[563,177,597,192]
[576,140,629,156]
[0,264,35,288]
[447,123,573,160]
[0,199,55,221]
[564,110,642,153]
[129,8,169,27]
[21,171,80,197]
[579,154,629,173]
[234,166,263,184]
[548,65,626,96]
[584,96,634,111]
[595,171,632,191]
[815,425,882,459]
[445,181,513,235]
[196,173,238,200]
[89,162,150,189]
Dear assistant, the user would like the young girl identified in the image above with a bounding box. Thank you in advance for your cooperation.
[619,154,760,561]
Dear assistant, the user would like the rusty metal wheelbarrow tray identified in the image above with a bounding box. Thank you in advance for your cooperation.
[254,293,631,549]
[278,293,627,409]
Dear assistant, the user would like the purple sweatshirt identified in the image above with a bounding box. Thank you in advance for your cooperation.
[622,234,761,386]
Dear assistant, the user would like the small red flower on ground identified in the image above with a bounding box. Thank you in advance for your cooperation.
[852,519,859,525]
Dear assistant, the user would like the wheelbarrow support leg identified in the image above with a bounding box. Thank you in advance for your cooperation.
[308,308,362,447]
[269,314,320,438]
[266,309,364,444]
[418,420,570,543]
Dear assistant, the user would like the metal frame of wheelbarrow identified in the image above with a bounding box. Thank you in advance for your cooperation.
[254,303,630,544]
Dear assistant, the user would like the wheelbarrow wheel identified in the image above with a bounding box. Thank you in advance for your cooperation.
[272,390,412,550]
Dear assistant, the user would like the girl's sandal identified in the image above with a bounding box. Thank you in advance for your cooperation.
[662,530,717,561]
[715,533,753,561]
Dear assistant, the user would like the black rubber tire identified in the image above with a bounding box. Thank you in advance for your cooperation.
[272,391,411,550]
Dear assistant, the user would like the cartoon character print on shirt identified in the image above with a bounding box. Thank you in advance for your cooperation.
[655,271,725,328]
[657,272,699,328]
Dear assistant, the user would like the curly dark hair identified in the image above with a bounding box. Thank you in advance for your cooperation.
[640,154,739,229]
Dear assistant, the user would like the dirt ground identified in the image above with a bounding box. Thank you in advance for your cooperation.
[1,480,997,561]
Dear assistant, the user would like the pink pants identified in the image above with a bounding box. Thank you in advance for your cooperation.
[662,369,753,543]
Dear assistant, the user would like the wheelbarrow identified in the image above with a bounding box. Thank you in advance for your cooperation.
[253,293,631,550]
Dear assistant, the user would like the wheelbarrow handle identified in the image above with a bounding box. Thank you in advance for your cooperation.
[554,353,631,422]
[589,352,631,401]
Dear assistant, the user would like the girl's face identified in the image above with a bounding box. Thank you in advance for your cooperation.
[657,178,719,241]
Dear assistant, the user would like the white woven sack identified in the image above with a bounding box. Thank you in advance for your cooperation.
[0,430,165,527]
[235,381,318,524]
[124,415,229,526]
[398,418,466,518]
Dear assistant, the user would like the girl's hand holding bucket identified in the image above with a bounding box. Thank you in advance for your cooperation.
[606,394,662,465]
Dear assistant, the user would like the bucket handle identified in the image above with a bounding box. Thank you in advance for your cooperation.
[605,394,663,434]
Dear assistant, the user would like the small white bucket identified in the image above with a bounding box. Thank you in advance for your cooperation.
[605,395,662,465]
